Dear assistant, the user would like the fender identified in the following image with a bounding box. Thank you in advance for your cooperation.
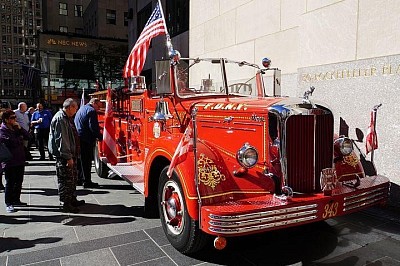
[333,136,366,183]
[334,150,365,182]
[144,134,200,220]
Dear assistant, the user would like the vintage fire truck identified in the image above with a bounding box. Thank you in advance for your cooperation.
[92,51,390,254]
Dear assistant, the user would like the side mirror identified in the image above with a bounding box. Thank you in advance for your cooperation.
[155,60,172,95]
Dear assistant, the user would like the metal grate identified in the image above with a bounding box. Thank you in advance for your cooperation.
[285,114,333,193]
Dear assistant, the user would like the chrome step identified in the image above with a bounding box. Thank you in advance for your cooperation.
[107,163,145,194]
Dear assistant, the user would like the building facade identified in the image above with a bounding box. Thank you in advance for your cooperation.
[189,0,400,185]
[38,32,127,106]
[42,0,90,35]
[84,0,128,39]
[0,0,130,108]
[0,0,42,106]
[127,0,189,86]
[39,0,128,107]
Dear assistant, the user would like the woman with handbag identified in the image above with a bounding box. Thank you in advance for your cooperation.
[0,110,30,213]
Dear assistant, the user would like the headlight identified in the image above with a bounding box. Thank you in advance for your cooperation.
[237,143,258,168]
[335,137,353,156]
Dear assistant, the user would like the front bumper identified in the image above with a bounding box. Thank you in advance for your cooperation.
[200,175,389,236]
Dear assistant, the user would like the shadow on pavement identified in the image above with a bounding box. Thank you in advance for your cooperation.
[21,187,110,197]
[1,213,136,226]
[91,184,139,191]
[24,170,57,176]
[187,221,339,266]
[62,216,136,226]
[21,188,59,196]
[78,203,143,217]
[0,237,62,253]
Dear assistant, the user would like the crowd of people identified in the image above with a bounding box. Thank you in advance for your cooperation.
[0,98,103,213]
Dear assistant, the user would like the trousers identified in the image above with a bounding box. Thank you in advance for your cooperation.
[4,165,25,205]
[37,128,51,159]
[56,158,77,203]
[78,140,95,183]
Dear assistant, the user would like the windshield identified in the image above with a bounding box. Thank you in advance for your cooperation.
[176,58,261,98]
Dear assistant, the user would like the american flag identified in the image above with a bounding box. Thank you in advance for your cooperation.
[123,2,167,78]
[366,110,378,154]
[22,65,40,89]
[167,125,193,177]
[103,85,118,165]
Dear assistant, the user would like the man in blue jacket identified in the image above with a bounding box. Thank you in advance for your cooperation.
[74,98,103,188]
[31,103,53,160]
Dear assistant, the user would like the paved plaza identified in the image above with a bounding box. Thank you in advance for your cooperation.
[1,151,400,266]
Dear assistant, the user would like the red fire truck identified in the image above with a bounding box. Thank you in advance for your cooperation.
[92,51,390,254]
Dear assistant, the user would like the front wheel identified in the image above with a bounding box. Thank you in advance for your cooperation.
[94,141,109,178]
[158,166,209,254]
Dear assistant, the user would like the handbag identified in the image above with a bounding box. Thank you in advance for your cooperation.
[0,142,12,163]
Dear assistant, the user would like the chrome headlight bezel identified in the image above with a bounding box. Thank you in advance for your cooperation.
[335,137,353,156]
[237,143,259,168]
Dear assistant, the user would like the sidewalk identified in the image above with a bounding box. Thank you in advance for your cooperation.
[1,151,400,266]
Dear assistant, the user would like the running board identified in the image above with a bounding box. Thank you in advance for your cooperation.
[107,163,145,194]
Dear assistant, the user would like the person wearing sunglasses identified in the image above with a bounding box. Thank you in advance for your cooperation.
[0,110,30,213]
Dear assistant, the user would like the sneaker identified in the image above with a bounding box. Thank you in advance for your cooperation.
[62,204,79,213]
[14,201,28,206]
[83,182,99,188]
[71,198,85,207]
[6,205,15,213]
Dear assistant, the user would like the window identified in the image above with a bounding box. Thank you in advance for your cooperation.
[106,9,116,25]
[137,4,152,35]
[59,3,67,15]
[166,0,189,37]
[74,5,82,17]
[124,12,128,26]
[59,26,68,33]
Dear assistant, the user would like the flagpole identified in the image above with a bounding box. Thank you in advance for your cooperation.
[157,0,169,37]
[371,109,376,162]
[371,103,382,163]
[157,0,173,53]
[192,107,202,222]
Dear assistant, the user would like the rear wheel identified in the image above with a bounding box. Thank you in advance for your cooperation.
[94,141,109,178]
[158,166,209,254]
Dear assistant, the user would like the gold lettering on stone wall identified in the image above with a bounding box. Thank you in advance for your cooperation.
[46,38,88,48]
[301,64,400,83]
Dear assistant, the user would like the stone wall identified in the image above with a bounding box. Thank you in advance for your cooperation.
[190,0,400,184]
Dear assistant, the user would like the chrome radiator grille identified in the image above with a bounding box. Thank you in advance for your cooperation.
[285,114,334,193]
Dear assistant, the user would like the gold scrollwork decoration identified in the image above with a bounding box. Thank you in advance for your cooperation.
[198,153,226,190]
[343,153,359,168]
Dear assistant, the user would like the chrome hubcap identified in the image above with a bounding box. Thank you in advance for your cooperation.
[161,180,184,235]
